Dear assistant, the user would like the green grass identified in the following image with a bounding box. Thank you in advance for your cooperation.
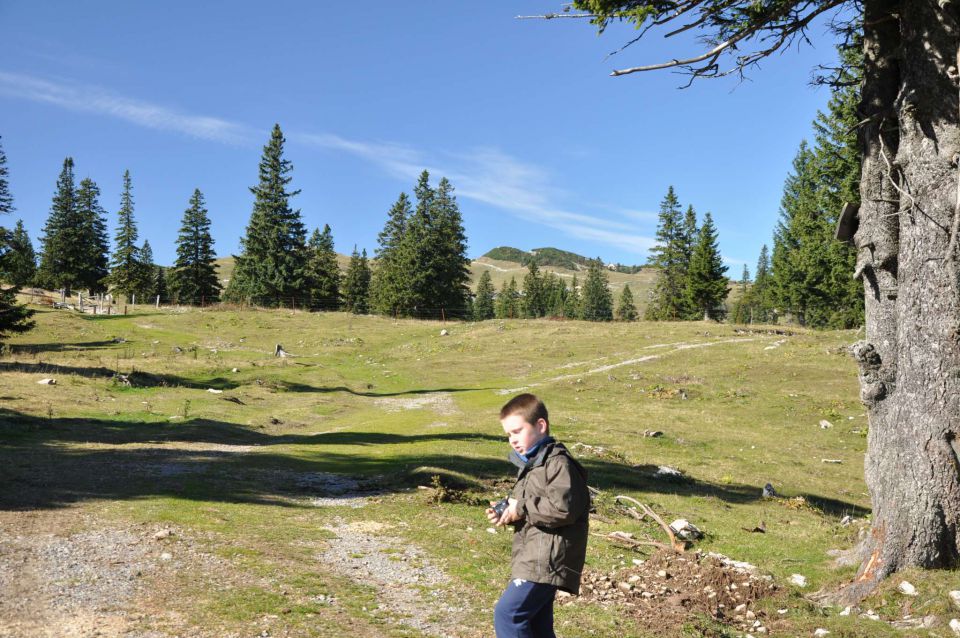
[0,305,947,636]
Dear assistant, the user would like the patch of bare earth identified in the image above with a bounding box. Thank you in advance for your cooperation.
[373,393,459,415]
[0,511,191,637]
[319,519,463,637]
[566,549,782,637]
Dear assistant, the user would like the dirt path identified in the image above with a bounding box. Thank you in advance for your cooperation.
[319,519,464,637]
[498,337,759,394]
[0,509,177,638]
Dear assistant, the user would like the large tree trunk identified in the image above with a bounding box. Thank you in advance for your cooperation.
[846,0,960,601]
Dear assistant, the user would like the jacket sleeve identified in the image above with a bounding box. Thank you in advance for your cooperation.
[516,456,589,528]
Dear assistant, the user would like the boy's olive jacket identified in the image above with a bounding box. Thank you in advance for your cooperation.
[509,438,590,594]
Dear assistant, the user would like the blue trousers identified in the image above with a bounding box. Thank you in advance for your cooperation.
[493,578,557,638]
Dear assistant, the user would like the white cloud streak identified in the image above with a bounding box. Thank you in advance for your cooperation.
[0,71,255,145]
[0,72,656,256]
[299,134,657,256]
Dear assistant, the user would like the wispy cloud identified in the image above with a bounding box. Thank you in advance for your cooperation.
[0,71,256,145]
[0,72,655,256]
[300,134,656,256]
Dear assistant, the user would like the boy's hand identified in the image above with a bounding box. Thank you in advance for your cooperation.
[486,498,521,526]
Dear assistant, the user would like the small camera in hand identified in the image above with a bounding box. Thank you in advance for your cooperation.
[491,497,510,518]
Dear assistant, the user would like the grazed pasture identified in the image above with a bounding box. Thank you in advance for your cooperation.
[1,306,953,637]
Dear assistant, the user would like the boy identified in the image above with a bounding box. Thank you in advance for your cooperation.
[487,393,590,638]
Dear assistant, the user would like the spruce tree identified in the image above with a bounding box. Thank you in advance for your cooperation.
[684,212,729,320]
[153,266,169,304]
[0,138,34,342]
[771,142,825,326]
[521,260,544,318]
[745,245,775,323]
[169,189,221,305]
[370,192,413,315]
[428,177,471,317]
[731,264,751,324]
[564,275,580,319]
[74,178,110,293]
[580,258,613,321]
[4,220,36,286]
[542,272,567,318]
[755,245,773,320]
[305,224,340,310]
[398,171,436,316]
[496,276,520,319]
[36,158,81,293]
[809,46,864,329]
[225,124,308,306]
[105,170,142,301]
[615,284,638,321]
[342,246,371,314]
[136,240,156,301]
[0,136,12,217]
[472,270,495,321]
[645,186,688,320]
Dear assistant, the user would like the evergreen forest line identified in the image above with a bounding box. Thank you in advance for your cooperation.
[0,58,862,335]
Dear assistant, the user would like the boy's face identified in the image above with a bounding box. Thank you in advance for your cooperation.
[501,413,548,455]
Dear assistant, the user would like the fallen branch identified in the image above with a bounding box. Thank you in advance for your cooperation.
[590,531,672,551]
[615,495,685,552]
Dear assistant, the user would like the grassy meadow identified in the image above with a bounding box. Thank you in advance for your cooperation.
[1,305,955,637]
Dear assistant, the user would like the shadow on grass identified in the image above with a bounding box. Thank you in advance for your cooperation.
[0,361,240,390]
[0,408,870,519]
[0,361,486,397]
[12,340,122,354]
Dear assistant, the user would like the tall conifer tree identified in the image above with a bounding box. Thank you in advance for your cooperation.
[472,270,495,321]
[615,284,638,321]
[428,177,471,317]
[684,212,729,320]
[564,275,580,319]
[225,124,308,306]
[646,186,687,320]
[0,138,34,342]
[74,178,110,292]
[0,136,12,217]
[305,224,340,310]
[5,220,36,286]
[732,264,751,324]
[580,258,613,321]
[136,239,158,301]
[521,260,545,318]
[370,192,413,315]
[169,189,221,305]
[495,277,520,319]
[342,247,371,314]
[37,158,82,293]
[105,171,142,300]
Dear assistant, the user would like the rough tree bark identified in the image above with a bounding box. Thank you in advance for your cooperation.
[846,0,960,600]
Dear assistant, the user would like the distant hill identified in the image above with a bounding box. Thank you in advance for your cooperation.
[482,245,647,273]
[483,246,591,270]
[213,254,352,287]
[213,250,664,316]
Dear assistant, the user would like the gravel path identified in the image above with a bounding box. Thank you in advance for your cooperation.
[0,511,228,638]
[319,519,463,637]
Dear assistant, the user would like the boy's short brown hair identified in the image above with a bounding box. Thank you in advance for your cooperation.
[500,393,549,429]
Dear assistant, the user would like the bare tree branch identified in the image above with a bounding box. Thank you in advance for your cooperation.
[595,0,845,79]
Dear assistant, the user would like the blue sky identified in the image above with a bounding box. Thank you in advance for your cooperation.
[0,1,847,272]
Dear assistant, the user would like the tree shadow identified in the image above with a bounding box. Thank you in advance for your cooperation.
[12,340,121,354]
[0,361,487,397]
[278,382,493,397]
[0,409,869,519]
[0,408,865,515]
[0,362,240,390]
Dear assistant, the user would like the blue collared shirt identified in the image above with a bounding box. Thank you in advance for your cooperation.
[517,436,553,464]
